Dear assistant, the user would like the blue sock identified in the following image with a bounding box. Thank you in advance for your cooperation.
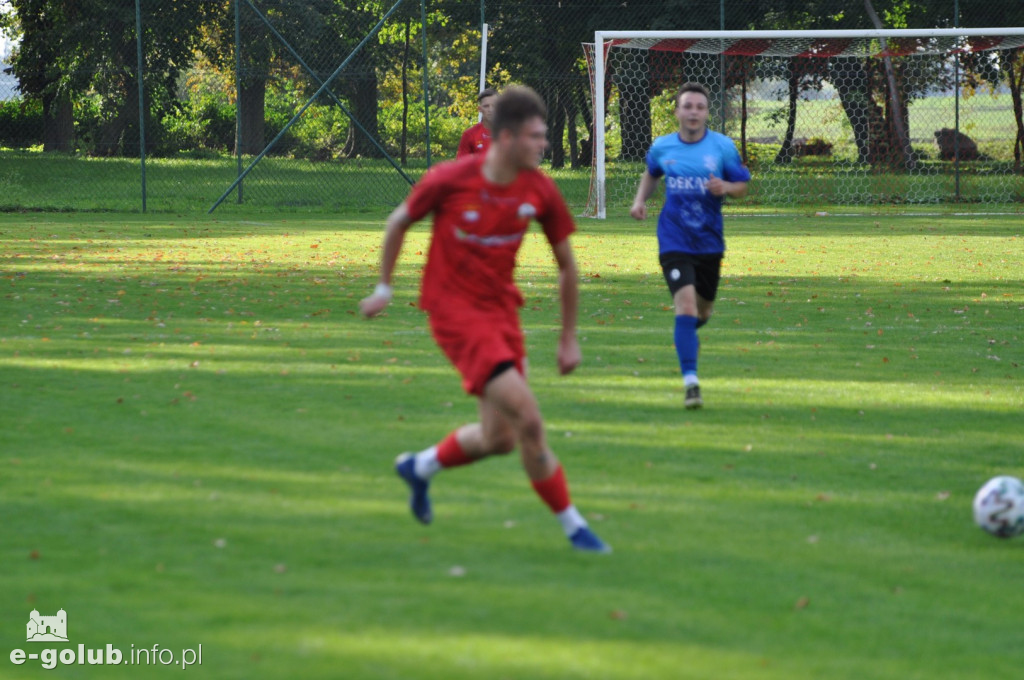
[674,314,699,382]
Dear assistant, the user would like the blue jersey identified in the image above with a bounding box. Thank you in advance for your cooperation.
[645,129,751,255]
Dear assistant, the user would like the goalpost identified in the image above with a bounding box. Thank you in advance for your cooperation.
[585,28,1024,218]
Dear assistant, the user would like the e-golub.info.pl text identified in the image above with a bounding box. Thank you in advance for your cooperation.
[11,644,202,670]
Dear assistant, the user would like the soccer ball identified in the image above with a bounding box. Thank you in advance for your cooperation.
[973,476,1024,538]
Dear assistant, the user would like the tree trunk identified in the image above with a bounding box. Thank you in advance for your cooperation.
[94,80,133,157]
[574,87,593,168]
[14,0,73,152]
[740,59,748,164]
[829,58,873,164]
[616,54,651,162]
[92,23,140,157]
[549,87,566,169]
[345,73,381,158]
[42,90,74,153]
[237,78,266,156]
[566,87,580,168]
[863,0,914,170]
[1008,54,1024,174]
[93,42,136,156]
[775,60,800,164]
[865,95,893,169]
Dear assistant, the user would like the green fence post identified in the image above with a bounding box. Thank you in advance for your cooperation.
[954,0,961,201]
[235,0,243,204]
[718,0,726,135]
[421,0,431,168]
[135,0,147,212]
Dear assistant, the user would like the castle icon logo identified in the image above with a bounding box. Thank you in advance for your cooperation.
[26,609,68,643]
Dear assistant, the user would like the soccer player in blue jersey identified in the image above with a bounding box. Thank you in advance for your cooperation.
[630,82,751,409]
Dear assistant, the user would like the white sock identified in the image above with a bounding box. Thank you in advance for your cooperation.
[556,505,588,537]
[683,372,699,387]
[413,446,441,480]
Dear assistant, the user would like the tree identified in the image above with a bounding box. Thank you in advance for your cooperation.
[4,0,76,151]
[770,57,829,164]
[862,0,914,169]
[205,0,338,156]
[742,6,830,165]
[960,46,1024,173]
[6,0,222,156]
[485,0,661,167]
[733,0,959,169]
[322,0,457,159]
[961,0,1024,173]
[1007,52,1024,173]
[377,1,481,160]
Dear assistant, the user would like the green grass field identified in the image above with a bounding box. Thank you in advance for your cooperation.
[2,210,1022,679]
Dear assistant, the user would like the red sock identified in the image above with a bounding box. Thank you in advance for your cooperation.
[436,431,474,468]
[531,465,571,514]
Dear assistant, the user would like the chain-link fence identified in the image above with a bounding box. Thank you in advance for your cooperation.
[1,0,1022,214]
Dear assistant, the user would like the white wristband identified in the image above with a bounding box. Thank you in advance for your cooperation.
[373,283,393,300]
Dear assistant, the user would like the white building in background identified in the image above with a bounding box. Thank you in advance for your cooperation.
[0,32,20,100]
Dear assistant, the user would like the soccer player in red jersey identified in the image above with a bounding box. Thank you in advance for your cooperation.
[455,88,496,158]
[359,86,610,553]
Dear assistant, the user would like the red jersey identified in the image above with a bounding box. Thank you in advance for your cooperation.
[456,122,491,157]
[406,155,575,314]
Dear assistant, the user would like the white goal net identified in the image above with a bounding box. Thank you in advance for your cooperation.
[584,28,1024,217]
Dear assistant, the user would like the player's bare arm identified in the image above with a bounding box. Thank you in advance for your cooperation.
[706,172,748,199]
[630,170,660,220]
[551,238,581,375]
[359,201,414,318]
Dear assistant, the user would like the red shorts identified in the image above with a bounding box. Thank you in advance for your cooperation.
[428,306,525,396]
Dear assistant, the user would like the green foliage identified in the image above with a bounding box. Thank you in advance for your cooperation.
[287,104,350,160]
[68,96,103,156]
[882,0,913,28]
[379,100,466,158]
[161,98,236,154]
[740,141,777,167]
[158,61,238,154]
[0,98,42,148]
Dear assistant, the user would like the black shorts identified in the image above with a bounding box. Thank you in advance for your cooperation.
[659,252,723,301]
